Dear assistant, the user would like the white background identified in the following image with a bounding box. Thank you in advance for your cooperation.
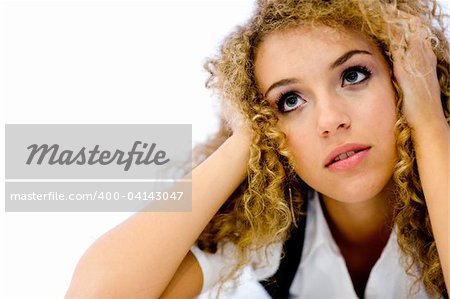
[0,1,448,298]
[0,1,255,298]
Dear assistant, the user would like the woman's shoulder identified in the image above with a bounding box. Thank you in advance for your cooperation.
[190,240,283,290]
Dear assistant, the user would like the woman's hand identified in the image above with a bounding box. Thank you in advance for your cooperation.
[219,97,254,139]
[391,16,446,133]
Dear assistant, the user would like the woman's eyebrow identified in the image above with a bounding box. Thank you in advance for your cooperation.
[330,49,372,70]
[264,78,299,98]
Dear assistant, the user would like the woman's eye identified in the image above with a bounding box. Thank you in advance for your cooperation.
[341,66,372,87]
[277,92,306,113]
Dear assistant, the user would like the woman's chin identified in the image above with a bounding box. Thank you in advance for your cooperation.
[316,177,395,204]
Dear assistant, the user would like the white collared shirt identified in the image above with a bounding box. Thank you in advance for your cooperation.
[190,191,430,298]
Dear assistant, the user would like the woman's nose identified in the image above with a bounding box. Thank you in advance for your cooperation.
[316,96,351,137]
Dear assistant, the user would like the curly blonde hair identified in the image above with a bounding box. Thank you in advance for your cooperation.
[194,0,449,296]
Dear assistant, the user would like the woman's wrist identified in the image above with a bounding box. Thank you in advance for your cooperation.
[410,117,449,146]
[231,128,253,145]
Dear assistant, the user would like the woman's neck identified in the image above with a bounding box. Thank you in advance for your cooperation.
[319,185,395,248]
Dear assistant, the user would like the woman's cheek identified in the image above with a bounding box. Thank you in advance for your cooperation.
[286,131,314,172]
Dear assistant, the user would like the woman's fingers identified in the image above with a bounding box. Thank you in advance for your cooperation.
[390,15,443,129]
[220,98,253,136]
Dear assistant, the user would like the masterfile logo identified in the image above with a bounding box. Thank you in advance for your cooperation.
[26,141,170,171]
[6,124,191,179]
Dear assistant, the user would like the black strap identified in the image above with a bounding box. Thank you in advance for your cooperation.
[260,199,308,299]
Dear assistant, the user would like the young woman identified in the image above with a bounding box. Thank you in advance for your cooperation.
[66,0,449,298]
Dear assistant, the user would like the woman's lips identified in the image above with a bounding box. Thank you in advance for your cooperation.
[324,143,371,166]
[326,148,371,171]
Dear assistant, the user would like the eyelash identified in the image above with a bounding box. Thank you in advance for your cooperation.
[341,65,372,87]
[275,65,373,113]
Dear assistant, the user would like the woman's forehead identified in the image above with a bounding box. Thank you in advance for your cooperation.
[254,25,382,91]
[256,25,376,56]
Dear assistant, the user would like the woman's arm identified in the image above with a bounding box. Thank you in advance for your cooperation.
[413,121,449,289]
[392,17,449,290]
[65,130,251,299]
[160,251,203,298]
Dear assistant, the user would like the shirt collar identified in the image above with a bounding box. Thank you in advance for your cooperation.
[301,191,340,264]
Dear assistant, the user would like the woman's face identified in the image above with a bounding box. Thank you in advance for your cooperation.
[255,26,397,203]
